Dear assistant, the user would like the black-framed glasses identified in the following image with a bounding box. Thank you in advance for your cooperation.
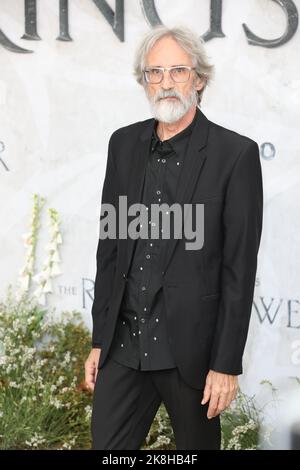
[143,66,196,84]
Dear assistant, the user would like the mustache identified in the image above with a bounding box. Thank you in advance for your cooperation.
[154,90,183,103]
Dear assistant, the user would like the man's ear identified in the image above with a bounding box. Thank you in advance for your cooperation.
[195,75,205,92]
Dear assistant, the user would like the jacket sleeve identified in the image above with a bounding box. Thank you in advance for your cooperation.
[91,133,118,348]
[209,140,263,374]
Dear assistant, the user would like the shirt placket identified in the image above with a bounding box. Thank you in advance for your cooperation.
[138,147,166,367]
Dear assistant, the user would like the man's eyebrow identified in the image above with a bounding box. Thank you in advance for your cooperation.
[146,64,189,68]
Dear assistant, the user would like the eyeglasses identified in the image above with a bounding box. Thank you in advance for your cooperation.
[143,66,196,84]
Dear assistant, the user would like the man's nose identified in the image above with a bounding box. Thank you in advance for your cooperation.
[161,70,174,89]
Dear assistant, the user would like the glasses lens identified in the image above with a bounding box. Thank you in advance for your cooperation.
[145,68,163,83]
[170,67,190,83]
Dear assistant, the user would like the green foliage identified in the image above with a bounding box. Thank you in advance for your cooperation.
[142,403,176,450]
[0,287,92,450]
[220,390,261,450]
[0,287,271,450]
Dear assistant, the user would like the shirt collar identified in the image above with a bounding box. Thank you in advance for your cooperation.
[151,106,199,155]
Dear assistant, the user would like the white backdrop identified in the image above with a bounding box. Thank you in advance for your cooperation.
[1,0,300,411]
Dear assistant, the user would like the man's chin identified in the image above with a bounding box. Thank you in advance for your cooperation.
[154,111,185,124]
[152,102,185,123]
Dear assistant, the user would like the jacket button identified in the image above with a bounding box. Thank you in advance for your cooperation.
[122,272,127,279]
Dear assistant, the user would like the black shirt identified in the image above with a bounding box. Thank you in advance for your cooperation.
[107,107,199,370]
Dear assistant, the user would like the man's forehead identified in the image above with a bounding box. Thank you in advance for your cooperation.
[146,40,193,66]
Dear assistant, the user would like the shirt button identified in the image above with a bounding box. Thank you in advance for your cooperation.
[177,161,180,165]
[140,318,145,323]
[150,243,153,247]
[122,321,125,325]
[121,343,124,347]
[141,286,146,291]
[138,330,142,335]
[155,318,159,322]
[157,158,160,162]
[144,307,147,311]
[133,332,136,336]
[153,337,157,341]
[144,352,148,357]
[140,266,143,270]
[134,316,137,320]
[161,158,166,163]
[156,190,161,195]
[146,254,150,259]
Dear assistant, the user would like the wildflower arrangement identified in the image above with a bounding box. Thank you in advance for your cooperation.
[0,290,92,449]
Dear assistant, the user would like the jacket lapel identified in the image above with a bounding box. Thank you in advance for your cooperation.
[125,119,155,272]
[160,108,210,275]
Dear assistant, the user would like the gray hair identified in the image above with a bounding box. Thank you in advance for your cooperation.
[133,25,215,105]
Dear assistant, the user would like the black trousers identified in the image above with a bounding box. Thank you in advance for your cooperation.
[91,352,221,450]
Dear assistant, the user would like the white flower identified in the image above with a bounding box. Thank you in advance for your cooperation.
[50,398,63,409]
[52,251,61,263]
[50,263,61,276]
[42,279,53,293]
[32,286,43,298]
[85,405,92,419]
[56,234,63,244]
[64,351,71,364]
[25,433,46,448]
[27,315,36,325]
[18,275,30,291]
[62,442,71,449]
[9,381,20,388]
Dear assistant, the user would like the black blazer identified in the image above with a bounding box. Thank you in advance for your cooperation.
[91,107,263,390]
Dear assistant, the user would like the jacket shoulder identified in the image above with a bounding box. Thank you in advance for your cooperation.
[209,119,258,149]
[110,118,153,142]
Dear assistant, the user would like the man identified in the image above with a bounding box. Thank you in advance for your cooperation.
[85,25,263,450]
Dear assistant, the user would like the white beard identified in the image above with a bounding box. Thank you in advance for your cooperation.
[146,87,198,124]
